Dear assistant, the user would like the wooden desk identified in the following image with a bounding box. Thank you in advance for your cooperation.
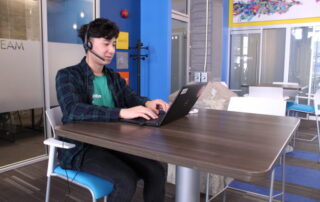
[241,83,301,91]
[55,109,300,202]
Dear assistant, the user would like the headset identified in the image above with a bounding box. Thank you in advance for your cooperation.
[83,23,105,61]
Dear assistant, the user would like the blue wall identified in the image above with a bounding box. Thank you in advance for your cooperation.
[100,0,141,91]
[140,0,171,101]
[221,0,229,84]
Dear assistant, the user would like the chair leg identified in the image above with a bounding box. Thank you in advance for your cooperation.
[222,176,227,202]
[269,169,275,202]
[45,176,52,202]
[281,153,286,202]
[205,173,210,202]
[316,117,320,155]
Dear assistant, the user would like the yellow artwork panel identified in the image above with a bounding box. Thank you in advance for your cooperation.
[116,32,129,50]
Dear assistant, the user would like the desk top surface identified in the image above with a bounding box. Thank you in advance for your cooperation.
[55,109,300,182]
[241,83,301,90]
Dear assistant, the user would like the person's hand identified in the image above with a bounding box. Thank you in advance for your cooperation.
[119,106,158,120]
[145,99,169,114]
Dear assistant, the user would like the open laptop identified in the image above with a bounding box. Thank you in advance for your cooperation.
[121,82,207,126]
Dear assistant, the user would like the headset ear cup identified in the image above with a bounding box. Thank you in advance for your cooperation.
[83,43,88,51]
[83,23,91,51]
[87,41,92,50]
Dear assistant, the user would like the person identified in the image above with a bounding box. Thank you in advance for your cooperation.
[55,18,169,202]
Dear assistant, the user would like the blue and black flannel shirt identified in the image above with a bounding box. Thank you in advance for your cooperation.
[56,57,149,170]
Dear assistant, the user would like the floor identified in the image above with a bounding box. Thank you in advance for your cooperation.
[0,109,45,167]
[0,119,319,202]
[0,129,44,167]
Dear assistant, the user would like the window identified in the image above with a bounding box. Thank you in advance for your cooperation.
[229,25,320,103]
[260,28,285,84]
[171,19,188,93]
[172,0,187,14]
[171,0,189,93]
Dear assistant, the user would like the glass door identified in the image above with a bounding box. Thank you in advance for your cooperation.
[229,26,320,104]
[309,26,320,100]
[229,32,260,95]
[171,0,189,93]
[313,26,320,87]
[171,19,188,93]
[288,26,320,104]
[0,0,45,168]
[260,28,286,84]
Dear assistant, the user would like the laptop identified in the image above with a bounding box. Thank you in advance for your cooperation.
[121,82,207,126]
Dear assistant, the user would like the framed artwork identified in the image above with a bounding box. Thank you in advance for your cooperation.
[230,0,320,27]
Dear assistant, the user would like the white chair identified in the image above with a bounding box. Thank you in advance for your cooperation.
[248,86,284,100]
[287,89,320,151]
[228,97,286,116]
[272,82,300,99]
[44,106,113,202]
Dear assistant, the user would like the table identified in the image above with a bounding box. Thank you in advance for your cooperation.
[55,109,300,202]
[241,83,301,91]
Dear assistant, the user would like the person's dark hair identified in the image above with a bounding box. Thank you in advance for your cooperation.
[78,18,119,43]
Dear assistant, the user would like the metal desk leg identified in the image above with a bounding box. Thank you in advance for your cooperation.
[281,153,286,202]
[269,169,275,202]
[176,166,200,202]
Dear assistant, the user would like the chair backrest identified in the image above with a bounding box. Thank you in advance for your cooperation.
[313,89,320,116]
[272,82,300,98]
[228,97,286,116]
[248,86,284,100]
[46,106,62,137]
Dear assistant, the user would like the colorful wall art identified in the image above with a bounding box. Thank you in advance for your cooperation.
[230,0,320,27]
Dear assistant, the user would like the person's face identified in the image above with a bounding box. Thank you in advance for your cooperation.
[90,37,116,65]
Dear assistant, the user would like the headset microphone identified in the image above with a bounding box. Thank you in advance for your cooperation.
[84,23,105,61]
[88,49,105,61]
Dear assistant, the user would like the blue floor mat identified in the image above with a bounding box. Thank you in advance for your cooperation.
[230,181,319,202]
[286,150,320,162]
[229,164,320,201]
[274,164,320,190]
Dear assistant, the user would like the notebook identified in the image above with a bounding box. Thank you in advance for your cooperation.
[121,82,207,126]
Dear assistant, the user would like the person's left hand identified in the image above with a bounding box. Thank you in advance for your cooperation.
[145,99,169,114]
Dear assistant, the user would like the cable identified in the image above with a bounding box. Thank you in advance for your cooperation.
[63,164,80,202]
[203,0,209,72]
[61,140,80,202]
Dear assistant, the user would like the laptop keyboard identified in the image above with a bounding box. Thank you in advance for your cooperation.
[137,110,166,124]
[122,110,166,126]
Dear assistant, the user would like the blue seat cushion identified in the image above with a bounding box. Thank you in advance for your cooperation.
[287,104,315,114]
[286,100,296,108]
[54,166,113,199]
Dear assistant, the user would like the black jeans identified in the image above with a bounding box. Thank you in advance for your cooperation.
[79,146,166,202]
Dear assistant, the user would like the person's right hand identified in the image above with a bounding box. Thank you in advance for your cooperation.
[119,106,158,120]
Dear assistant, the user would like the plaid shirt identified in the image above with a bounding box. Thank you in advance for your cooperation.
[56,57,149,170]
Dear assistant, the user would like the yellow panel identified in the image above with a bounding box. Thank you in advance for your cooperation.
[116,32,129,50]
